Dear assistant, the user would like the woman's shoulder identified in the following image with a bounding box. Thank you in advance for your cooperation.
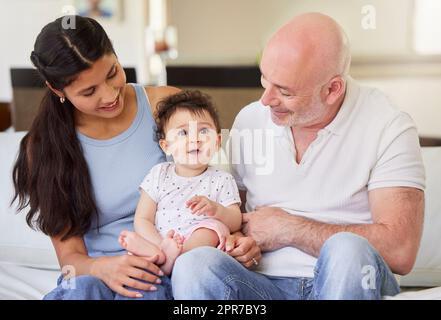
[145,86,181,114]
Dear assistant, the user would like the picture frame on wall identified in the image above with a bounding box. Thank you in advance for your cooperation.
[75,0,124,22]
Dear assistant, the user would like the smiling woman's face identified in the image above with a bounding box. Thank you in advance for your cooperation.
[62,53,127,120]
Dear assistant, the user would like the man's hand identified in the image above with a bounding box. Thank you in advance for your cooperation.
[242,206,292,252]
[225,233,262,269]
[186,196,219,216]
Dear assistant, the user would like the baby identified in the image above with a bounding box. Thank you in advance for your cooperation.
[118,90,242,275]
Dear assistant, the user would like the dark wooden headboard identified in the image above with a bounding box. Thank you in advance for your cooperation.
[420,137,441,147]
[9,67,138,131]
[166,65,263,130]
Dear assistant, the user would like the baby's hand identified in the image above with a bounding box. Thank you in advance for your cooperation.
[186,196,219,216]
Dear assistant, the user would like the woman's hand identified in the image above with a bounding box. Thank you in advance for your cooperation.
[91,254,164,298]
[224,233,262,269]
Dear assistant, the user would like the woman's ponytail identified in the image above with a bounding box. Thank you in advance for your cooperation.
[12,16,114,240]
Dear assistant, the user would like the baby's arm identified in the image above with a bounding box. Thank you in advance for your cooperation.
[134,190,163,246]
[213,203,242,232]
[186,196,242,232]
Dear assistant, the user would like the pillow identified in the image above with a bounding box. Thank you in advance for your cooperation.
[0,132,59,270]
[400,146,441,286]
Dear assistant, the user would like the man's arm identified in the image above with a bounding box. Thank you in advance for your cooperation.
[242,187,424,275]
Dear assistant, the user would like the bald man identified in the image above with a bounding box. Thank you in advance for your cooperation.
[171,13,425,300]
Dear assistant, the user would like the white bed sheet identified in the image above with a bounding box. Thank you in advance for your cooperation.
[1,262,441,300]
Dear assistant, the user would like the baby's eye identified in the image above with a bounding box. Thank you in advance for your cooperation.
[199,127,209,135]
[177,129,187,136]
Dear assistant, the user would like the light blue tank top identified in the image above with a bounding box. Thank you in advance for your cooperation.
[77,84,166,257]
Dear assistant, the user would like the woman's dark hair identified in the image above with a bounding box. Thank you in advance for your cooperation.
[154,90,221,141]
[11,15,115,240]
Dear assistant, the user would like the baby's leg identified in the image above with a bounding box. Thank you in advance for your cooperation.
[119,230,165,264]
[159,230,183,275]
[183,227,220,253]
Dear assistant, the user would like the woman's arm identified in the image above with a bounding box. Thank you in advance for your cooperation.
[50,235,94,277]
[134,190,163,246]
[145,86,181,114]
[51,235,163,298]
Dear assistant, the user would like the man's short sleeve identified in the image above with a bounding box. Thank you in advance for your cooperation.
[368,112,426,191]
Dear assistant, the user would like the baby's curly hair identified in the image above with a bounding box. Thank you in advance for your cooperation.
[154,90,221,141]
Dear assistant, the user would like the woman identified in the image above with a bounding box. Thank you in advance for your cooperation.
[12,15,173,299]
[12,15,260,300]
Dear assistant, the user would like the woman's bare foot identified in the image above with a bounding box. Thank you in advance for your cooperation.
[160,230,184,275]
[119,230,165,264]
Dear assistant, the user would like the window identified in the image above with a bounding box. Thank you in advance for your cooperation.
[414,0,441,54]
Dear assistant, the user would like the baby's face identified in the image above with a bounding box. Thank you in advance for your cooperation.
[160,109,220,168]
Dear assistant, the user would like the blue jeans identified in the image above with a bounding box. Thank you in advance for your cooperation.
[171,232,400,300]
[43,273,173,300]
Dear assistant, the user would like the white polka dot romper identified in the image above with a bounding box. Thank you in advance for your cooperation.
[139,162,241,237]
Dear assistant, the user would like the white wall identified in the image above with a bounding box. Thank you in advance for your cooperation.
[357,77,441,138]
[168,0,415,65]
[2,0,440,137]
[0,0,148,102]
[167,0,441,138]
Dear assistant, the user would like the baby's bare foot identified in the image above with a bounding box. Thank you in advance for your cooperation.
[173,232,185,245]
[119,230,161,258]
[160,230,183,275]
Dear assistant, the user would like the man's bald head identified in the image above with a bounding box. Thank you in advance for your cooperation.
[259,13,351,129]
[262,13,351,87]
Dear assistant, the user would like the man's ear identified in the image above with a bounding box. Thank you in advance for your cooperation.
[45,81,64,99]
[324,77,346,105]
[159,139,171,155]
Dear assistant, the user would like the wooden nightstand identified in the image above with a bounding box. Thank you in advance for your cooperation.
[0,102,11,131]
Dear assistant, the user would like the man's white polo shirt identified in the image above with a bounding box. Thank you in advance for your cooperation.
[229,77,425,278]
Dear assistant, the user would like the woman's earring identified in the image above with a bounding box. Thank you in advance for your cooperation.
[60,96,66,103]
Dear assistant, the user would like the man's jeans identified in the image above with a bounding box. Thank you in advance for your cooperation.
[171,232,400,300]
[43,232,400,300]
